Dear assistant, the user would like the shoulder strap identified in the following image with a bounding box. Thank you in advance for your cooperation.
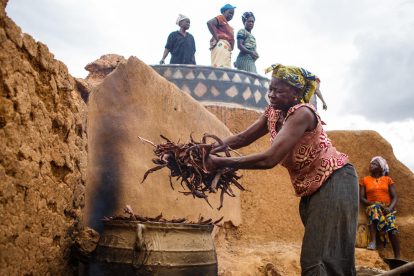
[216,15,227,25]
[264,106,280,120]
[283,103,321,126]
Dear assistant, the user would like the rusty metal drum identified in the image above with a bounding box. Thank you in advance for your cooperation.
[88,220,218,276]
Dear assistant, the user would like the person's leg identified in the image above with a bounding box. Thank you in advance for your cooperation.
[299,195,328,276]
[223,41,232,68]
[365,203,383,249]
[300,163,359,276]
[211,41,222,67]
[368,220,378,248]
[389,230,401,258]
[211,40,232,68]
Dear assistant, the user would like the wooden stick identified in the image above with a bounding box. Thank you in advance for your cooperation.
[380,261,414,276]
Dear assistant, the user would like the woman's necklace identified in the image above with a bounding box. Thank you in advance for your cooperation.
[373,176,383,188]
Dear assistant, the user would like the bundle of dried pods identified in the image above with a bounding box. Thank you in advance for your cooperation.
[138,133,245,210]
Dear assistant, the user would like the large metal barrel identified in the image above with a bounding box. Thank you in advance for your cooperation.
[88,220,218,276]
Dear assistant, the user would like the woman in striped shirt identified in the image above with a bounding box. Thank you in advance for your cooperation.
[234,12,259,73]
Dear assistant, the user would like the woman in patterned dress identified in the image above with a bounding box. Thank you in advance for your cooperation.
[359,156,400,258]
[207,4,236,68]
[206,64,359,276]
[234,12,259,73]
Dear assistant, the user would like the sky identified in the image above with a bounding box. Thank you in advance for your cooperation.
[5,0,414,172]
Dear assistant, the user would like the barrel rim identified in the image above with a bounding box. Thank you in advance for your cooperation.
[102,220,214,232]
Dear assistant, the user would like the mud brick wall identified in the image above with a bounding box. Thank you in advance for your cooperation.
[0,1,88,275]
[84,56,241,234]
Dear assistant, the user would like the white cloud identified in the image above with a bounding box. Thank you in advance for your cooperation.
[343,17,414,122]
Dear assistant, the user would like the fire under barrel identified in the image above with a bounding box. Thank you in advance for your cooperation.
[88,220,218,276]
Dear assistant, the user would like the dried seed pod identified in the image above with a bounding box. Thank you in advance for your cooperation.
[138,134,244,210]
[106,206,224,227]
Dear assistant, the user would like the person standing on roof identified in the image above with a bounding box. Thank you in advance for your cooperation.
[309,77,327,110]
[207,4,236,68]
[160,14,196,65]
[234,12,259,73]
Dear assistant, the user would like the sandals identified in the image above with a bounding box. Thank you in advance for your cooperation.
[367,243,376,250]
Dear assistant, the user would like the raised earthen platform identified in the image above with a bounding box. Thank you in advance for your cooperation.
[151,64,270,111]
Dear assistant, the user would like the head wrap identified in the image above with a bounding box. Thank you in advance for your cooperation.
[220,4,236,13]
[371,156,389,176]
[176,14,189,25]
[242,12,255,23]
[265,63,317,103]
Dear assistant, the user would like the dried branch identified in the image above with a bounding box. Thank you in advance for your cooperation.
[138,133,244,210]
[105,205,224,227]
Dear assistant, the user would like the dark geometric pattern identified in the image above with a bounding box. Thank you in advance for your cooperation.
[151,65,270,110]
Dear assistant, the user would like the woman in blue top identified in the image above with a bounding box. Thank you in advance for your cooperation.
[234,12,259,73]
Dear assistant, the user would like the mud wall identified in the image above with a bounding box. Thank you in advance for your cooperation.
[0,2,88,275]
[328,130,414,261]
[205,105,414,262]
[85,57,242,234]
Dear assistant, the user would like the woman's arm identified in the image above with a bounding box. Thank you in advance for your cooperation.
[315,89,327,110]
[207,107,315,170]
[160,48,170,64]
[359,185,376,206]
[210,113,268,153]
[384,184,397,214]
[207,18,219,42]
[192,36,196,65]
[237,38,259,60]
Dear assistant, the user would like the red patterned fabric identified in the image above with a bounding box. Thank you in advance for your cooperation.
[210,15,235,50]
[264,103,349,197]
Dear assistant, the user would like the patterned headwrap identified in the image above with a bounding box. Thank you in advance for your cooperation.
[176,14,189,25]
[371,156,389,176]
[242,12,255,23]
[220,4,236,13]
[265,63,317,103]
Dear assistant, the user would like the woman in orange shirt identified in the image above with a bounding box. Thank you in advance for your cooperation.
[359,156,400,258]
[207,4,236,68]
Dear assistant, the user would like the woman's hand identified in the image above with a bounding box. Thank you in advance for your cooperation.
[383,207,392,215]
[375,203,392,215]
[205,155,221,172]
[161,48,170,64]
[376,203,391,214]
[250,51,259,60]
[207,18,219,48]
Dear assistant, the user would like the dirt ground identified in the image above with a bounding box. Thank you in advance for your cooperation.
[214,231,389,275]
